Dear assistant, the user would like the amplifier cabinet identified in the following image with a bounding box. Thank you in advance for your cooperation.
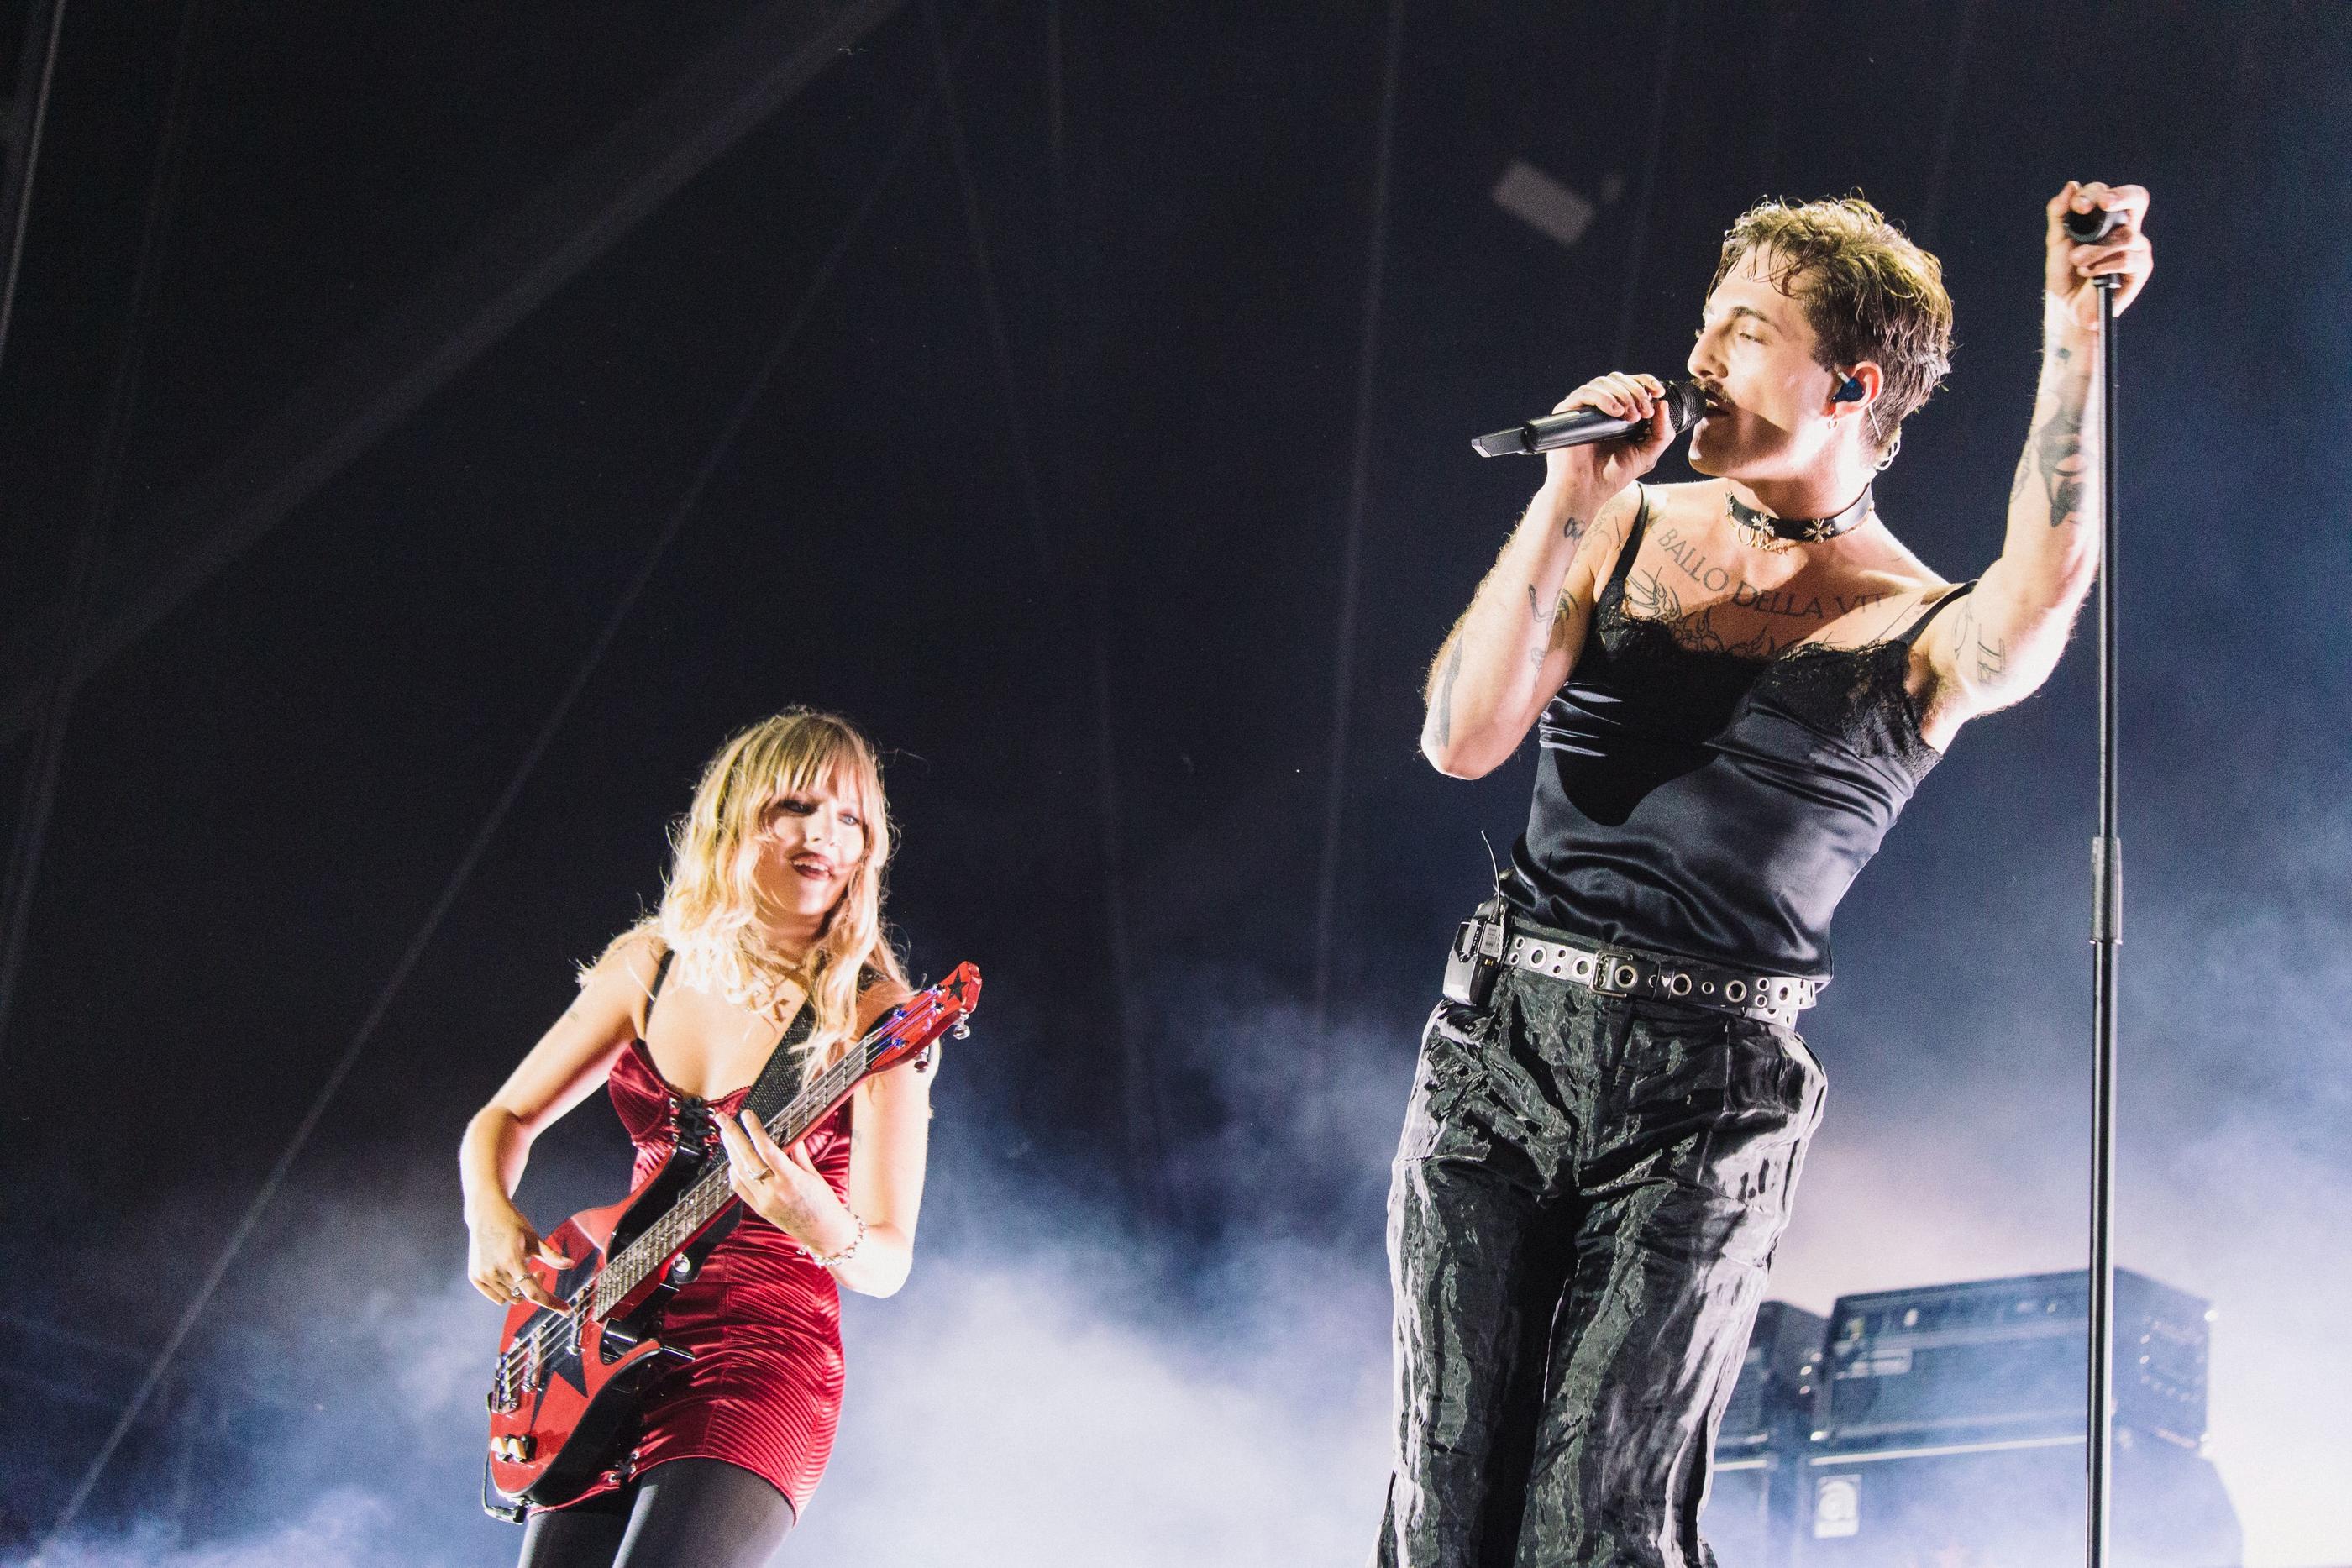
[1721,1301,1826,1456]
[1818,1268,2209,1451]
[1794,1429,2240,1567]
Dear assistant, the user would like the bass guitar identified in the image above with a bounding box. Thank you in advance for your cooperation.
[481,962,981,1519]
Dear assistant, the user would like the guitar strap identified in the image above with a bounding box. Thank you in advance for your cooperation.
[738,962,889,1125]
[743,1003,819,1126]
[739,962,884,1128]
[643,942,822,1127]
[641,947,857,1261]
[680,1004,816,1260]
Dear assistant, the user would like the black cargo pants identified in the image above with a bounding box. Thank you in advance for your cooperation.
[1374,964,1826,1568]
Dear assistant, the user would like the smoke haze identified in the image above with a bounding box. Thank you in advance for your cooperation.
[7,7,2349,1568]
[18,884,2349,1568]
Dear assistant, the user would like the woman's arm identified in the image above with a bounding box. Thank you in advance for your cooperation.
[717,980,933,1299]
[459,932,659,1306]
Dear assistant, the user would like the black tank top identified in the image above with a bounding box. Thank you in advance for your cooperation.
[1507,486,1974,979]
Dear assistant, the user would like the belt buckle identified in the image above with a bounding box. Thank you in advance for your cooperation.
[1589,950,1645,997]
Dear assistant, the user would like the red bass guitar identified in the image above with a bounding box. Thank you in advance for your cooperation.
[481,962,981,1519]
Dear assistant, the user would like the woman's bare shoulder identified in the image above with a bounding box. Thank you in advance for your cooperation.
[581,927,665,1033]
[590,927,664,983]
[856,973,916,1033]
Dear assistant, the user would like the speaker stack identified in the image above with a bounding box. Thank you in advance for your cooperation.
[1705,1268,2243,1568]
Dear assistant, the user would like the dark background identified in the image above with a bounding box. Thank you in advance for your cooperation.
[1,3,2345,1564]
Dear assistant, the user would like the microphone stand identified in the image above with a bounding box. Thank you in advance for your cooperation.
[2084,267,2123,1568]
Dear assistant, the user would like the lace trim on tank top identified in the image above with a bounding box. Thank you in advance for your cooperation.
[1592,487,1974,778]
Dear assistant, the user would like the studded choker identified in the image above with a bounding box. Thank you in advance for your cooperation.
[1727,485,1874,547]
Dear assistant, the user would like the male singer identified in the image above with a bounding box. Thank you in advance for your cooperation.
[1378,183,2152,1566]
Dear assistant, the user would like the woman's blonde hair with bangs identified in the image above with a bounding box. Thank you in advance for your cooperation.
[603,708,908,1085]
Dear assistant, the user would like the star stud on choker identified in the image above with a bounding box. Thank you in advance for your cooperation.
[1726,486,1875,549]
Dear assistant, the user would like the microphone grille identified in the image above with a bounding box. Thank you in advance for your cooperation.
[1663,380,1709,434]
[2061,205,2122,243]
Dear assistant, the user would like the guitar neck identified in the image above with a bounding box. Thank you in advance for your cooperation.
[591,1037,874,1316]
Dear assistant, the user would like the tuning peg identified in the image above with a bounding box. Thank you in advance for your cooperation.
[951,1021,971,1040]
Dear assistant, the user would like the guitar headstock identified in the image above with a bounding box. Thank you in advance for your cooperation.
[865,961,982,1076]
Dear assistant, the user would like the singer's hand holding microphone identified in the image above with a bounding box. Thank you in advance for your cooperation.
[2048,179,2151,331]
[1477,371,1704,511]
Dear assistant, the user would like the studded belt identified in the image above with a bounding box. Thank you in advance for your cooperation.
[1462,911,1821,1028]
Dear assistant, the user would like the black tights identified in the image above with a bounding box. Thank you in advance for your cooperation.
[517,1459,796,1568]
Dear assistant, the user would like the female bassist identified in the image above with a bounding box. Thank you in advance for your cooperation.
[459,708,935,1566]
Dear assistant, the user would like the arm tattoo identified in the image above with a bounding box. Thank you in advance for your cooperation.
[1561,512,1588,543]
[1431,638,1465,748]
[1951,600,2008,686]
[2017,355,2092,528]
[1536,589,1583,667]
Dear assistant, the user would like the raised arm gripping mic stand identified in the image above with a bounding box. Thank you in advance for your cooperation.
[2064,198,2126,1568]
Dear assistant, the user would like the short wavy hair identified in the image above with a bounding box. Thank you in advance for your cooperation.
[1713,196,1954,456]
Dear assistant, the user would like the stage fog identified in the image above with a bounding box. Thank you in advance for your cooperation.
[3,4,2345,1567]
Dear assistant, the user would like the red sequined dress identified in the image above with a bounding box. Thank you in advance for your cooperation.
[546,1031,852,1518]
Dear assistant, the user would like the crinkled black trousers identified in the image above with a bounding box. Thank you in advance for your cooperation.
[1375,967,1825,1568]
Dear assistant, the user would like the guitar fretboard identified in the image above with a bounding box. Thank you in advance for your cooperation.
[590,1039,871,1318]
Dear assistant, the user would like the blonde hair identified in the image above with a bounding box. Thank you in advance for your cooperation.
[1714,195,1955,457]
[598,708,906,1085]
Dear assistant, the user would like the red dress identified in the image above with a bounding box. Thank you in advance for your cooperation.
[550,1035,853,1517]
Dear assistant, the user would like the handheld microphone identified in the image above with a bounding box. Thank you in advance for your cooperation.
[2062,203,2122,243]
[1472,380,1709,459]
[2061,203,2124,293]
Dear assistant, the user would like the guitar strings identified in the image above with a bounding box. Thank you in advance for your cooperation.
[496,981,967,1380]
[494,997,953,1383]
[496,1053,858,1382]
[498,1051,855,1378]
[497,1049,858,1378]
